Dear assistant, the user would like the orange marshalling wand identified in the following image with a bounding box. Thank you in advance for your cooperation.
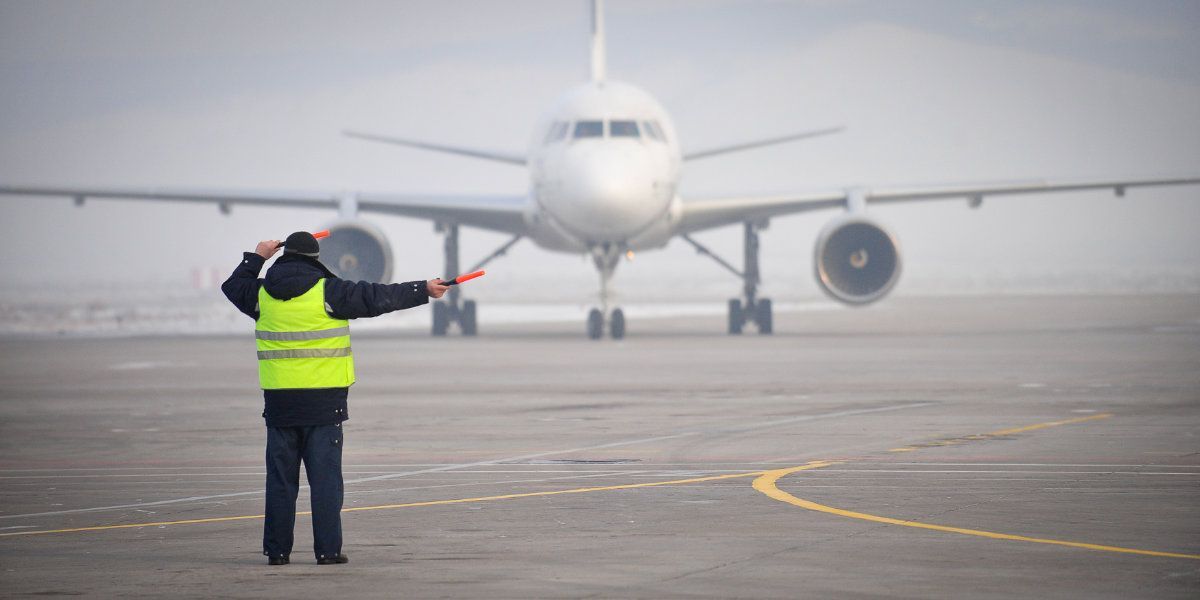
[276,230,330,248]
[444,270,485,286]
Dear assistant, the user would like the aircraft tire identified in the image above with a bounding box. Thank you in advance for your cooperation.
[756,298,773,335]
[432,301,449,336]
[610,308,625,340]
[587,308,604,340]
[728,299,743,335]
[461,300,478,336]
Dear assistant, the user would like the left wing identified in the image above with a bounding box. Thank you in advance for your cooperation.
[677,176,1200,235]
[0,184,531,235]
[682,126,844,161]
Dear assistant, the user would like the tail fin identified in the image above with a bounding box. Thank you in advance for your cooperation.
[590,0,606,83]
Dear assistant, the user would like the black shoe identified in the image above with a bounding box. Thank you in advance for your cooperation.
[316,553,349,565]
[267,556,289,566]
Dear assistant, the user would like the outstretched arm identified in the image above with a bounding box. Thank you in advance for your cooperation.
[324,277,447,320]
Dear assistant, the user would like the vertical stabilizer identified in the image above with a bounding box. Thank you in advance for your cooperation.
[590,0,606,83]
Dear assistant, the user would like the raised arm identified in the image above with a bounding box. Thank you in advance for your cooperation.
[220,240,279,320]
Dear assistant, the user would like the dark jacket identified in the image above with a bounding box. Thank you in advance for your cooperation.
[222,252,429,426]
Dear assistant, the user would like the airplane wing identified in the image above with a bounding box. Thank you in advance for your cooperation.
[677,176,1200,235]
[357,192,528,234]
[343,130,526,166]
[682,126,844,161]
[0,184,530,235]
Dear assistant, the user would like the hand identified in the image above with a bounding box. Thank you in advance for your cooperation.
[427,278,449,299]
[255,240,282,259]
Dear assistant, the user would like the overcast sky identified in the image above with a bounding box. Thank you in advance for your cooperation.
[1,0,1198,301]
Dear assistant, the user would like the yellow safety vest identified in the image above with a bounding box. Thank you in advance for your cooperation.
[255,279,355,390]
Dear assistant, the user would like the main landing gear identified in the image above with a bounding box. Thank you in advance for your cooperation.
[431,222,521,337]
[682,220,773,335]
[586,243,625,340]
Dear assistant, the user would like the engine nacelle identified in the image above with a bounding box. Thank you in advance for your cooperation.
[319,220,394,283]
[813,216,902,305]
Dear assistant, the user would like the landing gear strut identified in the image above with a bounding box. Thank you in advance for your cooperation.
[586,243,625,340]
[431,222,520,337]
[683,220,773,335]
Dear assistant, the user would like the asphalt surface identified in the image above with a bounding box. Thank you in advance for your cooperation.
[0,294,1197,599]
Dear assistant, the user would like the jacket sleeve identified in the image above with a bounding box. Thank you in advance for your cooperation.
[323,278,430,320]
[221,252,266,320]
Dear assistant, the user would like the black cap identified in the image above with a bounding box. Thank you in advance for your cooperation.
[282,231,320,257]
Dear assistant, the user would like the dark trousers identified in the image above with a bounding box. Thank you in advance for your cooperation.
[263,423,344,560]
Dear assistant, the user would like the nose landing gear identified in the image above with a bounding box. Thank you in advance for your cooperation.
[586,244,626,340]
[587,306,626,340]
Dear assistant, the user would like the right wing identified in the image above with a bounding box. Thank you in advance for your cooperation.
[678,176,1200,235]
[0,184,531,236]
[357,192,528,234]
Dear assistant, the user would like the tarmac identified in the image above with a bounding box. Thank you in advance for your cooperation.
[0,293,1197,599]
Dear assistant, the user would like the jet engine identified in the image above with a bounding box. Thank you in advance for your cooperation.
[813,216,901,305]
[319,220,394,283]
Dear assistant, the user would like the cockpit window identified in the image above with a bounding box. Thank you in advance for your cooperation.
[641,120,664,142]
[573,120,603,138]
[610,120,639,138]
[543,121,568,144]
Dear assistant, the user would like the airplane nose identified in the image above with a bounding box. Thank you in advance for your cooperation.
[560,145,658,236]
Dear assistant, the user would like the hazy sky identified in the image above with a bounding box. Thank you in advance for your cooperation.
[1,0,1198,301]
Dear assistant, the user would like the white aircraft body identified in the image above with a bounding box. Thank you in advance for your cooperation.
[3,1,1199,339]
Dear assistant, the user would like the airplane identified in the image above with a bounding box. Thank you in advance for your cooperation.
[3,0,1198,340]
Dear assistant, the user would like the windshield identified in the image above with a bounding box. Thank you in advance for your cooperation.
[642,120,665,142]
[610,120,639,138]
[544,121,568,144]
[573,121,603,138]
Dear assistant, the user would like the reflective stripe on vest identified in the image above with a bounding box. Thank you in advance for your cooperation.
[255,326,350,341]
[255,279,355,390]
[256,348,353,360]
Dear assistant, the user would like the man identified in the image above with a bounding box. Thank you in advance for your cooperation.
[222,231,449,566]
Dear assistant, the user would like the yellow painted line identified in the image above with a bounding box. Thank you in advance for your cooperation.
[0,514,267,538]
[753,465,1200,561]
[0,464,824,538]
[1,410,1178,563]
[888,413,1113,452]
[989,412,1112,436]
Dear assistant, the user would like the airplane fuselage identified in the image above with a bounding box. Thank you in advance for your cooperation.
[524,81,683,253]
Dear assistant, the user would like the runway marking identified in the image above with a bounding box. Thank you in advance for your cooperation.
[0,401,931,520]
[771,469,1199,476]
[340,463,830,514]
[887,413,1112,452]
[753,465,1200,561]
[881,463,1200,468]
[0,462,830,538]
[757,413,1200,561]
[4,460,1194,473]
[9,410,1184,561]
